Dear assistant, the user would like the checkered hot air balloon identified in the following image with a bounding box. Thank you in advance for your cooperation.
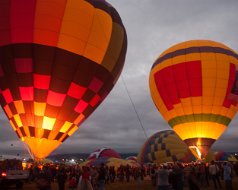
[149,40,238,159]
[0,0,127,159]
[137,130,195,164]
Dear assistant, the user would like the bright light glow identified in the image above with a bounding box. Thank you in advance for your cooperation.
[189,146,202,160]
[42,116,56,130]
[1,172,7,177]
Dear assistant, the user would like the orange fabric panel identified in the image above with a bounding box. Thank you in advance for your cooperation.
[58,0,94,56]
[83,9,112,63]
[24,137,61,159]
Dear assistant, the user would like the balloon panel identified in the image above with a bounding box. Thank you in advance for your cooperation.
[149,40,238,158]
[0,0,127,159]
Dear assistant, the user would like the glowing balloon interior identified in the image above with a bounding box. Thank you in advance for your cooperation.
[149,40,238,159]
[0,0,127,159]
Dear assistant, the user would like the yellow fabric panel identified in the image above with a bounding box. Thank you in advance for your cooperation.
[35,128,44,139]
[201,52,216,62]
[230,104,238,112]
[42,116,56,130]
[68,125,78,136]
[226,109,236,119]
[219,107,229,116]
[148,154,152,162]
[213,97,224,106]
[191,97,202,106]
[201,60,217,70]
[183,106,193,115]
[168,109,178,119]
[216,53,231,64]
[193,105,202,114]
[211,106,222,114]
[58,0,94,56]
[173,122,226,140]
[24,137,61,159]
[14,114,23,127]
[172,55,186,65]
[181,98,192,107]
[202,96,214,105]
[14,100,25,114]
[34,102,46,116]
[202,105,212,113]
[215,88,227,98]
[157,151,167,158]
[203,87,215,96]
[83,9,112,64]
[151,144,155,152]
[203,78,216,90]
[216,79,228,88]
[229,56,238,65]
[173,104,185,116]
[60,121,73,133]
[101,23,124,72]
[185,53,201,61]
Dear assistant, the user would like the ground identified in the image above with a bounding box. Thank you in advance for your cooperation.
[12,175,238,190]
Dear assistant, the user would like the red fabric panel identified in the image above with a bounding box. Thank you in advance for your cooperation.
[74,100,88,113]
[0,1,11,45]
[2,89,13,104]
[224,63,236,107]
[154,61,202,110]
[154,69,174,110]
[19,87,34,101]
[47,90,66,107]
[89,77,103,93]
[15,58,33,73]
[33,74,51,89]
[90,94,101,107]
[0,65,4,77]
[10,0,36,43]
[67,82,86,99]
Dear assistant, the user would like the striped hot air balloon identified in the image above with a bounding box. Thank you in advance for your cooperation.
[149,40,238,159]
[0,0,127,159]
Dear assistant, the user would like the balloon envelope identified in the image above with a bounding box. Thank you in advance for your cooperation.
[137,130,195,164]
[0,0,127,159]
[149,40,238,159]
[87,147,121,160]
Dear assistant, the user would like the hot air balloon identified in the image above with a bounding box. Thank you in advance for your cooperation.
[137,130,195,164]
[87,147,121,160]
[0,0,127,159]
[149,40,238,159]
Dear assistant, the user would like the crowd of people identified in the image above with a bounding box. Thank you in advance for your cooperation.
[148,160,238,190]
[24,160,238,190]
[28,163,146,190]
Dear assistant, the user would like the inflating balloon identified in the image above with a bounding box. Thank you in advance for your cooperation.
[149,40,238,159]
[137,130,195,164]
[0,0,127,159]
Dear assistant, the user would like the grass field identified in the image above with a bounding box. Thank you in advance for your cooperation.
[19,175,238,190]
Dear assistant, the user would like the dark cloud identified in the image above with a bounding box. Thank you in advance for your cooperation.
[1,0,238,157]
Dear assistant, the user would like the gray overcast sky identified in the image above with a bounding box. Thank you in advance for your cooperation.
[1,0,238,157]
